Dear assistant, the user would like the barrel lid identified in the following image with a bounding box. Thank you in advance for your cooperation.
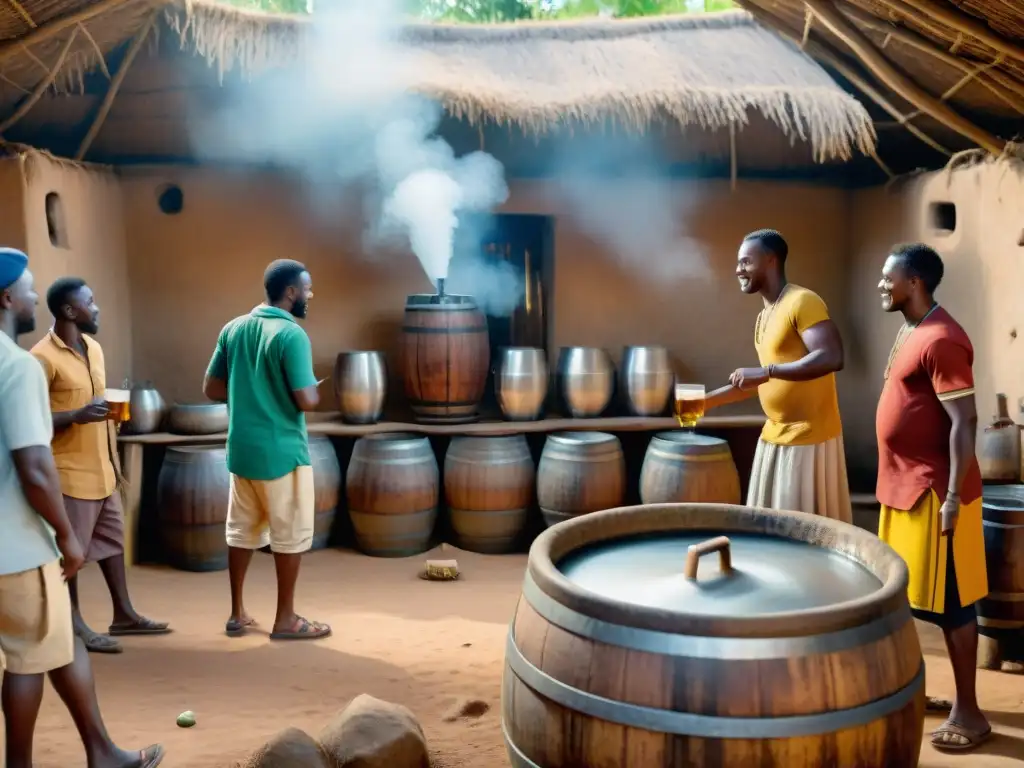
[982,483,1024,508]
[548,431,617,447]
[406,293,477,308]
[558,531,881,617]
[527,504,908,638]
[651,432,728,454]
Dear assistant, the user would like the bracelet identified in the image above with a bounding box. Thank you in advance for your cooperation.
[946,490,960,499]
[766,364,775,379]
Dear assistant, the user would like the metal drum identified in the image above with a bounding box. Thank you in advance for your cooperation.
[557,346,613,418]
[620,345,673,416]
[334,351,386,425]
[502,504,925,767]
[495,347,547,422]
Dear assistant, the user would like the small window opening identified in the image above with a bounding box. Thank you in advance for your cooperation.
[157,184,184,215]
[928,201,956,234]
[45,192,68,249]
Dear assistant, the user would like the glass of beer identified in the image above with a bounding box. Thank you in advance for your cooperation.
[674,383,705,430]
[104,388,131,424]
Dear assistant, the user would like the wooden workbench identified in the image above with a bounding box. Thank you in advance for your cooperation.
[116,412,766,566]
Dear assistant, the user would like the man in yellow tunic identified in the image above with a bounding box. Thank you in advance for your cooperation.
[875,242,990,752]
[702,229,851,522]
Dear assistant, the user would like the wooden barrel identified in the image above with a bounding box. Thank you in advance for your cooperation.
[503,504,925,767]
[536,432,625,528]
[309,436,341,550]
[444,435,535,554]
[400,293,490,424]
[157,446,230,572]
[346,433,439,557]
[978,484,1024,640]
[639,432,742,505]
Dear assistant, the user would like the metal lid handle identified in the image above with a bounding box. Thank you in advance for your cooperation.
[684,536,732,581]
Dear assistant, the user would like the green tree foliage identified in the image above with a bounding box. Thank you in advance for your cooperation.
[218,0,734,18]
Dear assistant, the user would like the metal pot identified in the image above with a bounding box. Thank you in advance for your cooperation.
[166,403,229,435]
[557,346,613,418]
[502,503,925,767]
[334,351,386,425]
[620,345,673,416]
[495,347,547,422]
[122,381,167,434]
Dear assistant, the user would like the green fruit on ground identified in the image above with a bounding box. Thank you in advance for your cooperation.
[177,711,196,728]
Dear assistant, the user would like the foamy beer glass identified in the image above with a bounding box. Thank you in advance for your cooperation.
[674,383,705,429]
[104,388,131,424]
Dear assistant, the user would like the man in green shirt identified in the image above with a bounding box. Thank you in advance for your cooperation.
[203,259,330,641]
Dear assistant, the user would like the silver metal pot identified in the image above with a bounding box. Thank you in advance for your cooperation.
[166,403,229,435]
[495,347,547,422]
[557,346,613,418]
[334,351,386,425]
[620,345,673,416]
[122,381,167,434]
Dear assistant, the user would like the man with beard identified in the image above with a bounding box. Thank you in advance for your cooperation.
[203,259,330,640]
[31,277,169,654]
[875,243,990,752]
[700,229,851,522]
[0,250,165,767]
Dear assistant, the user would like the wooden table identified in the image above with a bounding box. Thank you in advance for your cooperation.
[117,413,766,566]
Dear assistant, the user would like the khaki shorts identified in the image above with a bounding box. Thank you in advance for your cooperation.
[226,465,314,555]
[0,559,75,674]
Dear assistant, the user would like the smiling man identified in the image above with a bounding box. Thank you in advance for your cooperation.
[701,229,851,522]
[875,243,990,752]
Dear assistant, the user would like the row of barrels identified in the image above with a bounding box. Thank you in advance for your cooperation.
[155,431,741,571]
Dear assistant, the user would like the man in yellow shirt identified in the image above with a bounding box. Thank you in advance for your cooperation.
[32,277,169,654]
[703,229,851,522]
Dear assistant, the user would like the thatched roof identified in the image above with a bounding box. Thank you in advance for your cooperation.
[733,0,1024,173]
[0,2,877,168]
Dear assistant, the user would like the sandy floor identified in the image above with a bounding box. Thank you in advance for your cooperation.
[5,546,1024,767]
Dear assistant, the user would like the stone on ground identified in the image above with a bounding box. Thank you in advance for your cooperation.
[319,693,429,768]
[241,726,329,768]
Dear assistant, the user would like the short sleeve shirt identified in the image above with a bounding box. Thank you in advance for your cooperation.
[0,332,61,576]
[754,284,843,446]
[206,305,318,481]
[875,306,982,510]
[31,331,117,500]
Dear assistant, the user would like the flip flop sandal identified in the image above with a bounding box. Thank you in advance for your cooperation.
[926,697,953,712]
[108,618,172,637]
[931,721,993,752]
[82,632,123,654]
[225,617,257,637]
[270,616,331,641]
[135,744,166,768]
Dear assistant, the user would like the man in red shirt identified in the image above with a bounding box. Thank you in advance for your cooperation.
[875,242,989,752]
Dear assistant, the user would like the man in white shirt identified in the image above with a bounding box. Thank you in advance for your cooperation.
[0,248,165,768]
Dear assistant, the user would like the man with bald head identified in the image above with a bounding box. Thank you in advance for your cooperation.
[0,249,165,767]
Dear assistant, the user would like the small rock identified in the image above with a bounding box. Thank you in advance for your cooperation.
[442,698,489,723]
[319,694,428,768]
[461,643,471,648]
[242,727,329,768]
[176,711,196,728]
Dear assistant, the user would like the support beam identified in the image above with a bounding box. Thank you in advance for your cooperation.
[736,2,951,156]
[75,10,157,161]
[0,28,78,134]
[882,0,1024,67]
[803,0,1003,154]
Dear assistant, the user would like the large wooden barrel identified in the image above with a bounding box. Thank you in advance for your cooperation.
[536,432,625,528]
[640,432,742,505]
[978,484,1024,644]
[309,436,341,550]
[444,435,535,554]
[157,446,230,572]
[400,293,490,424]
[503,504,925,767]
[346,433,439,556]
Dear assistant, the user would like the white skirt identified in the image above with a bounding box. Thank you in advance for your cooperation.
[746,434,852,523]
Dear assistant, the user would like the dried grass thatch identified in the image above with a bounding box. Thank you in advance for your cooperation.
[0,1,877,163]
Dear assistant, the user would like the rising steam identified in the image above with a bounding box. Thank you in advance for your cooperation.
[187,0,517,314]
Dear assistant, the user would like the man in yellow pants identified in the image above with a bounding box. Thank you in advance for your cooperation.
[875,242,990,752]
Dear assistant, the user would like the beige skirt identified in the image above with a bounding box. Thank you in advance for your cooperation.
[746,434,852,523]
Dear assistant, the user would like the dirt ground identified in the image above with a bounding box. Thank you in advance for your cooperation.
[5,546,1024,767]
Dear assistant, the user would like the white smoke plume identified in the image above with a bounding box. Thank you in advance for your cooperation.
[187,0,517,314]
